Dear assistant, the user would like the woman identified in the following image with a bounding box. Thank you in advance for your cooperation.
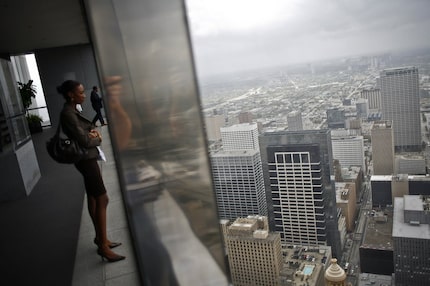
[57,80,125,262]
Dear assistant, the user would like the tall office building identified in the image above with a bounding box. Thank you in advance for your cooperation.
[393,196,430,286]
[379,67,421,152]
[210,150,267,220]
[331,134,365,172]
[287,111,303,131]
[204,114,225,141]
[260,130,341,258]
[220,123,259,151]
[371,121,395,175]
[361,88,381,110]
[224,216,283,286]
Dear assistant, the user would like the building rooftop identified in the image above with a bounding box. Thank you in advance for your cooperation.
[211,149,259,157]
[358,273,393,286]
[280,245,331,286]
[220,122,257,132]
[361,208,393,251]
[392,197,430,239]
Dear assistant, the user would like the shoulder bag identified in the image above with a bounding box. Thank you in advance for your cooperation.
[46,123,87,164]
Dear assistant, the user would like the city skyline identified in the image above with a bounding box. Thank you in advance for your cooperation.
[186,0,430,77]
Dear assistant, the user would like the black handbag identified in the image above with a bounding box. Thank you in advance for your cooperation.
[46,123,87,164]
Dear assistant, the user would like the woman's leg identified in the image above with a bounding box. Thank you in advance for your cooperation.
[75,159,124,261]
[94,193,109,247]
[87,195,96,232]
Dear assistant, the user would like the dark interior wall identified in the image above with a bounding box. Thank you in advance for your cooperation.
[35,44,101,127]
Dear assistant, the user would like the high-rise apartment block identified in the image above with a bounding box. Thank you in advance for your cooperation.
[210,150,267,220]
[224,216,283,286]
[361,88,381,110]
[379,67,421,152]
[287,111,303,131]
[393,196,430,286]
[331,134,365,172]
[371,121,395,175]
[220,123,259,151]
[259,130,341,258]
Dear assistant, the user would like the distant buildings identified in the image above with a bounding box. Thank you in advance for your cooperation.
[223,216,283,286]
[238,111,253,124]
[287,111,303,131]
[327,108,346,129]
[393,196,430,286]
[371,121,395,175]
[379,67,421,152]
[204,114,225,141]
[259,130,342,258]
[355,98,369,119]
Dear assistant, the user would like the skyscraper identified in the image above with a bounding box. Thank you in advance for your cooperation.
[224,216,283,286]
[371,120,395,175]
[287,110,303,131]
[259,130,341,258]
[220,123,259,151]
[331,134,366,172]
[379,67,421,152]
[210,149,267,220]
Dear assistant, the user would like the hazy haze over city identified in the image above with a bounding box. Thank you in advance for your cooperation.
[186,0,430,77]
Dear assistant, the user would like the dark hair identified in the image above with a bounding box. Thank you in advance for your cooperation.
[57,80,81,101]
[92,86,98,90]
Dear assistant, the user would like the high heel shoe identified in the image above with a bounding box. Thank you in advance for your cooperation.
[94,238,122,249]
[97,248,126,263]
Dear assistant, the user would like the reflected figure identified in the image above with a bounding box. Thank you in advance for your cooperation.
[57,80,125,263]
[104,75,179,285]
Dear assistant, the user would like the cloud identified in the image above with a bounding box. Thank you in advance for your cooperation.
[186,0,430,76]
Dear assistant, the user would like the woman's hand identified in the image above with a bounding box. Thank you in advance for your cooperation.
[89,129,102,140]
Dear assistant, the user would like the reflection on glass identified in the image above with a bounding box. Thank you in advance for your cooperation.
[85,0,228,285]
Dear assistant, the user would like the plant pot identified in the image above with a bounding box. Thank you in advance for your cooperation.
[28,121,43,134]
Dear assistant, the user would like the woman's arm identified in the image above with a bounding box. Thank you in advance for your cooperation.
[61,109,101,148]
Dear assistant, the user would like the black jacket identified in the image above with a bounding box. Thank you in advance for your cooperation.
[91,91,103,110]
[60,103,101,160]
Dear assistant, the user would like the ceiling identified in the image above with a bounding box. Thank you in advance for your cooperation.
[0,0,89,55]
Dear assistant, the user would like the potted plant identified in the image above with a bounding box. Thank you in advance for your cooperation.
[26,113,43,133]
[17,80,43,133]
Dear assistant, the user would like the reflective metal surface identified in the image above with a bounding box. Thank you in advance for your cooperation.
[84,0,228,285]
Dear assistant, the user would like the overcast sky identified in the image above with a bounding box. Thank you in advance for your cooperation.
[185,0,430,77]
